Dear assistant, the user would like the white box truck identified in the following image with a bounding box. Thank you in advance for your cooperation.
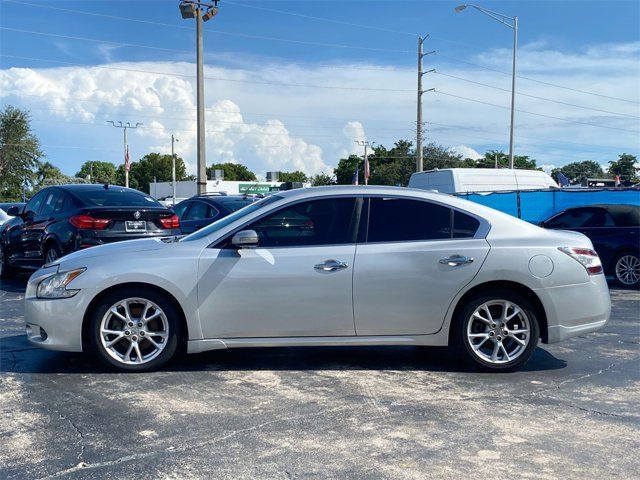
[408,168,558,194]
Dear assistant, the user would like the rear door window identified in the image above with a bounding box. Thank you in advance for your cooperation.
[367,198,451,242]
[547,208,600,228]
[40,190,61,216]
[24,190,47,216]
[185,201,215,221]
[453,210,480,238]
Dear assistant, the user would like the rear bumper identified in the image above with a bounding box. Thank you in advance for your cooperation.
[535,274,611,344]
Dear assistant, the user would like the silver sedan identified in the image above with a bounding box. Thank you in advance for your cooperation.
[24,186,611,372]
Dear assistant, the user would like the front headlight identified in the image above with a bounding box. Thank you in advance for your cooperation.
[37,268,86,299]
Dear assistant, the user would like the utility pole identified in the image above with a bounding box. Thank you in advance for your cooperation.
[416,35,435,173]
[355,140,375,185]
[171,135,179,206]
[107,121,142,188]
[179,0,220,195]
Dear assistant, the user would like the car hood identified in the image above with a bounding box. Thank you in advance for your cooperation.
[52,237,171,266]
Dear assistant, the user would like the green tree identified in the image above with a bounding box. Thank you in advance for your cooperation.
[206,162,256,181]
[607,153,638,182]
[76,161,117,184]
[278,171,308,183]
[476,151,539,170]
[422,143,467,170]
[310,172,335,186]
[551,161,604,185]
[35,161,74,188]
[334,155,364,185]
[0,105,42,200]
[121,153,188,193]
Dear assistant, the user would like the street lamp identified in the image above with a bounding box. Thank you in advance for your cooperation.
[455,4,518,169]
[179,0,220,195]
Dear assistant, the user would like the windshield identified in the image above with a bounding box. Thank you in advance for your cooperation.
[181,194,283,242]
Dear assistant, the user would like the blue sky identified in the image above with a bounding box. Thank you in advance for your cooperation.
[1,0,639,178]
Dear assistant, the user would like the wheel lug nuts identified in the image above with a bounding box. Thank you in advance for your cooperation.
[497,336,502,341]
[490,324,496,329]
[128,322,134,327]
[139,331,145,336]
[503,331,509,336]
[137,323,143,328]
[132,336,137,341]
[124,330,130,336]
[489,332,495,336]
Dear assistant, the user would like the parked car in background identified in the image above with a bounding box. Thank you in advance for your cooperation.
[540,204,640,287]
[24,186,610,373]
[0,184,181,279]
[173,193,260,234]
[0,202,26,214]
[0,208,12,227]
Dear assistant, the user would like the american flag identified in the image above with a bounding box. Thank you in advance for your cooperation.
[125,146,130,172]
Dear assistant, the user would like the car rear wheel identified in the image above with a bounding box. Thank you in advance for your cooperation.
[614,253,640,288]
[454,290,540,372]
[88,287,181,372]
[0,245,16,279]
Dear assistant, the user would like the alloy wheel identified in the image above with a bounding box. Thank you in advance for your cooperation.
[466,300,531,364]
[99,298,170,365]
[615,254,640,286]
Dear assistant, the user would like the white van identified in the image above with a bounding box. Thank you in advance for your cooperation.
[408,168,558,194]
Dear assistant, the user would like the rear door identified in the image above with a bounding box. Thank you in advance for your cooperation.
[353,196,489,335]
[180,200,219,234]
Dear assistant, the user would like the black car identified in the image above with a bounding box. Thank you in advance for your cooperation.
[173,194,259,234]
[0,184,180,278]
[540,204,640,287]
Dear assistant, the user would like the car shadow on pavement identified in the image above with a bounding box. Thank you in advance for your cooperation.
[1,333,566,375]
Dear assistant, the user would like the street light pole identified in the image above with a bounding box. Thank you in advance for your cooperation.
[179,0,220,195]
[171,134,179,206]
[107,121,142,187]
[455,4,518,169]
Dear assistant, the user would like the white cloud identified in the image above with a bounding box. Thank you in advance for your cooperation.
[540,164,556,174]
[450,145,481,159]
[0,40,638,178]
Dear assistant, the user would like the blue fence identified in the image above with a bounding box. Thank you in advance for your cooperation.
[456,188,640,223]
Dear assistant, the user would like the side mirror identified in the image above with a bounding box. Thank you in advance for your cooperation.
[23,210,35,221]
[231,229,259,248]
[6,206,20,216]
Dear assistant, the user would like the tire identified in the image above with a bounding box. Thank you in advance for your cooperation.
[44,243,62,265]
[613,252,640,289]
[0,244,16,280]
[453,289,540,372]
[88,287,182,372]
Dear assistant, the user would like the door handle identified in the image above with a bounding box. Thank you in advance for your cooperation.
[439,254,474,266]
[314,259,349,272]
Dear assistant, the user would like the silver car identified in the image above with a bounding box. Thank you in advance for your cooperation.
[24,186,611,372]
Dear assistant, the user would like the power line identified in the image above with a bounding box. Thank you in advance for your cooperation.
[434,90,640,134]
[224,0,416,37]
[436,54,640,105]
[0,1,413,54]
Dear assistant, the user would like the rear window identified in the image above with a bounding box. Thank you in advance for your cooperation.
[72,188,162,207]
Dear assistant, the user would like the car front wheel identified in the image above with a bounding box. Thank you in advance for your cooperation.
[454,290,540,372]
[88,287,182,372]
[614,252,640,288]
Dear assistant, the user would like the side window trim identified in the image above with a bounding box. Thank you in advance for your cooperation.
[211,195,363,249]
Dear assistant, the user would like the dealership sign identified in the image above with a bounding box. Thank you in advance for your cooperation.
[239,183,280,194]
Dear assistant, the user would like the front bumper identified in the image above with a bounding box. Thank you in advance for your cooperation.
[24,266,95,352]
[535,274,611,343]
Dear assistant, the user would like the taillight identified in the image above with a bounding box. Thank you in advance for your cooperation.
[69,215,110,230]
[558,247,603,275]
[159,214,180,230]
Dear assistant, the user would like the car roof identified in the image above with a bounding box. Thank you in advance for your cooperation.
[56,184,147,194]
[563,204,640,225]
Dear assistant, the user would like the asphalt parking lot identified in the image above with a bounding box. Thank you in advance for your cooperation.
[1,276,638,480]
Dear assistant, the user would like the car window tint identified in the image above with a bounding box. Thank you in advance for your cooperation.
[208,205,219,219]
[53,193,66,214]
[173,201,190,220]
[219,199,256,212]
[185,201,209,221]
[601,212,616,227]
[247,198,357,247]
[24,190,47,216]
[546,209,598,228]
[40,190,60,216]
[453,210,480,238]
[73,188,162,207]
[367,198,451,242]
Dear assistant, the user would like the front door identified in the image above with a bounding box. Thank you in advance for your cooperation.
[353,197,489,335]
[7,190,48,267]
[197,197,360,338]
